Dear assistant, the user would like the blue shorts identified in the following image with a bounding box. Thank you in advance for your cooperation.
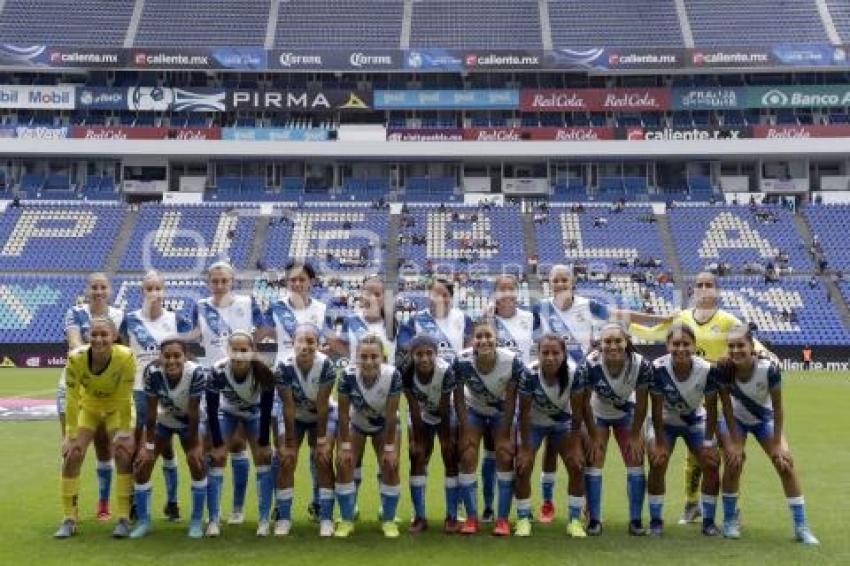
[719,417,775,443]
[219,411,260,441]
[526,422,571,451]
[288,406,339,445]
[134,390,147,432]
[661,421,705,453]
[156,422,206,444]
[466,407,504,432]
[594,414,633,430]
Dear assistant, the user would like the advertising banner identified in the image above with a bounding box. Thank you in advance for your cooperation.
[75,87,127,110]
[688,47,774,68]
[520,88,671,112]
[15,126,68,140]
[126,86,226,112]
[403,49,464,72]
[751,124,850,138]
[462,50,543,70]
[771,44,847,67]
[747,85,850,108]
[222,128,332,141]
[463,127,616,141]
[623,126,749,141]
[130,47,266,70]
[376,90,518,110]
[70,126,221,140]
[672,87,746,110]
[386,128,464,141]
[0,85,74,109]
[226,89,372,111]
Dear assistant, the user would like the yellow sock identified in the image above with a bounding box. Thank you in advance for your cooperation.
[684,452,702,505]
[116,473,133,520]
[62,476,80,520]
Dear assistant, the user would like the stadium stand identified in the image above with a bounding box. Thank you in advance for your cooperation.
[829,0,850,43]
[0,0,134,45]
[534,205,667,275]
[263,206,389,272]
[0,275,85,343]
[135,0,271,47]
[668,205,811,274]
[803,204,850,272]
[548,0,684,48]
[120,204,257,271]
[276,0,404,48]
[685,0,830,46]
[410,0,543,48]
[0,203,126,271]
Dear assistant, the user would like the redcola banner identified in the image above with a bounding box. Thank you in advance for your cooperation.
[69,126,222,140]
[520,88,672,112]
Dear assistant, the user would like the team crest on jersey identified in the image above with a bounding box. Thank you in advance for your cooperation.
[711,325,721,334]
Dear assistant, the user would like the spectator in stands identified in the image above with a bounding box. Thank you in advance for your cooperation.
[593,216,608,228]
[808,276,818,289]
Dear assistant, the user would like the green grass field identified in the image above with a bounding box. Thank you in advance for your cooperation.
[0,369,848,565]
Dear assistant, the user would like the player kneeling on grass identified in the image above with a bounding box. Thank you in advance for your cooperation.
[273,323,338,537]
[55,317,136,539]
[205,331,276,537]
[515,334,587,538]
[580,323,653,536]
[402,334,460,534]
[647,324,721,537]
[335,334,402,539]
[716,325,818,545]
[454,320,524,537]
[130,337,207,539]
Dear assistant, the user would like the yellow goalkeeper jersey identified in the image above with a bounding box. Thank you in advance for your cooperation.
[630,308,762,363]
[65,344,136,438]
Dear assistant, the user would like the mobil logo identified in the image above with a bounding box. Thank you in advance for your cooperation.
[0,88,18,104]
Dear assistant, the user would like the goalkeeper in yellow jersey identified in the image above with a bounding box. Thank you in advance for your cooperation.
[54,317,137,539]
[630,271,770,525]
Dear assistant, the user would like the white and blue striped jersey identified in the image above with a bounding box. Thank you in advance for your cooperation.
[520,358,580,427]
[405,357,456,426]
[275,351,337,424]
[722,357,781,426]
[397,308,473,364]
[581,350,653,422]
[266,297,328,365]
[207,358,264,419]
[338,364,401,434]
[340,311,395,367]
[59,304,125,388]
[455,347,524,417]
[535,296,609,362]
[122,309,192,390]
[190,295,264,367]
[143,360,206,429]
[494,308,538,365]
[651,354,718,428]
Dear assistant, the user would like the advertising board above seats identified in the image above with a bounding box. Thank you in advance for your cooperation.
[0,44,848,72]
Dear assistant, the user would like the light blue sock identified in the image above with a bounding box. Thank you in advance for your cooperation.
[319,488,335,521]
[788,496,807,529]
[702,495,717,527]
[256,465,273,522]
[190,479,206,523]
[336,482,356,521]
[410,475,427,520]
[649,495,664,522]
[231,452,250,511]
[496,471,515,520]
[162,458,179,505]
[381,483,401,523]
[585,467,603,521]
[568,495,584,521]
[722,493,738,524]
[627,467,646,522]
[517,498,532,520]
[541,472,555,504]
[459,473,478,520]
[96,460,113,504]
[444,476,459,520]
[207,468,224,522]
[133,482,152,524]
[276,487,294,521]
[481,451,496,511]
[309,452,319,507]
